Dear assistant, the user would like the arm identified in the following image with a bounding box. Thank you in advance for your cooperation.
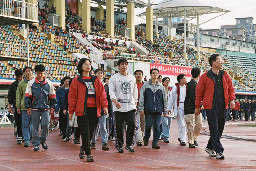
[68,79,78,114]
[133,80,138,105]
[195,76,205,109]
[55,88,60,113]
[8,82,16,112]
[109,76,121,109]
[49,82,57,110]
[25,81,32,110]
[226,73,235,101]
[162,86,168,114]
[138,84,146,112]
[98,80,108,109]
[16,83,22,111]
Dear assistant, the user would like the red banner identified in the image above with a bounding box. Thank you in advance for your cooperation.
[66,0,78,14]
[150,64,192,77]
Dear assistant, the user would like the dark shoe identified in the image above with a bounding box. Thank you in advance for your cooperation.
[62,135,66,139]
[87,154,94,162]
[205,148,216,157]
[216,152,225,159]
[152,144,160,149]
[33,146,39,151]
[41,142,48,150]
[91,143,96,149]
[125,145,135,152]
[17,140,22,145]
[102,144,109,151]
[64,137,71,142]
[143,137,149,146]
[194,141,198,146]
[189,143,195,148]
[137,141,143,146]
[163,138,169,143]
[79,147,85,159]
[178,138,186,146]
[117,147,124,153]
[24,142,31,147]
[74,139,80,144]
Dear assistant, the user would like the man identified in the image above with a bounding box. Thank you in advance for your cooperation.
[139,68,167,149]
[157,75,162,83]
[25,64,57,151]
[8,69,23,144]
[195,54,235,159]
[56,76,71,140]
[243,99,250,121]
[239,100,244,120]
[168,74,187,146]
[232,100,240,121]
[16,67,33,147]
[109,58,138,153]
[184,68,202,148]
[134,70,145,146]
[250,100,255,121]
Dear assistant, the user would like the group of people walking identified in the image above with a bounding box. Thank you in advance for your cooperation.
[8,53,236,162]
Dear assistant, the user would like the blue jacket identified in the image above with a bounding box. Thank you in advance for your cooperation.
[25,78,57,110]
[138,79,167,114]
[55,87,68,112]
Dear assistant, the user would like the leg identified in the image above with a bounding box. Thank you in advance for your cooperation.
[140,114,145,134]
[114,112,125,148]
[40,111,50,143]
[144,113,153,142]
[77,116,91,155]
[176,108,187,142]
[152,114,161,146]
[14,108,22,141]
[125,110,136,146]
[21,110,31,144]
[161,116,169,139]
[59,110,66,138]
[184,114,195,144]
[193,114,202,142]
[135,111,143,144]
[98,114,108,145]
[31,111,41,147]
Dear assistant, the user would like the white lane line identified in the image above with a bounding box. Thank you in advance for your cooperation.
[0,163,20,171]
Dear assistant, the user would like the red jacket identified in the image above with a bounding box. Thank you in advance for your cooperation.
[68,75,108,117]
[195,70,235,110]
[234,102,240,111]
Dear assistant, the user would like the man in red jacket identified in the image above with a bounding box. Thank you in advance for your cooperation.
[195,54,235,160]
[233,100,240,121]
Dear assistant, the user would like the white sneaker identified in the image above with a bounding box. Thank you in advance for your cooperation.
[205,148,216,157]
[216,152,225,159]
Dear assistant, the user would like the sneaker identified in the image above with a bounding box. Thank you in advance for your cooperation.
[24,142,31,147]
[194,141,198,146]
[125,145,135,152]
[216,152,225,159]
[33,146,39,151]
[87,154,94,162]
[74,139,80,144]
[117,147,124,153]
[17,140,22,145]
[91,143,96,149]
[178,138,186,146]
[189,143,195,148]
[152,144,160,149]
[137,141,143,146]
[102,144,109,151]
[163,138,169,143]
[79,147,85,159]
[143,137,149,146]
[205,148,216,157]
[41,142,48,150]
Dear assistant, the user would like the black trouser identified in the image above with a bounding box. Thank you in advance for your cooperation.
[251,110,255,121]
[59,110,67,138]
[244,110,249,121]
[14,107,22,139]
[206,97,226,153]
[77,107,98,155]
[114,110,136,148]
[108,112,115,139]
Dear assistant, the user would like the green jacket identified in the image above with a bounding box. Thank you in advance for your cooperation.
[16,79,29,110]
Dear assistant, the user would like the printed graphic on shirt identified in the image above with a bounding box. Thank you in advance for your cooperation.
[121,81,131,94]
[84,82,95,95]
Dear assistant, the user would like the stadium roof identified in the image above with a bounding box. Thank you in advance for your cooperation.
[91,0,147,8]
[138,0,230,18]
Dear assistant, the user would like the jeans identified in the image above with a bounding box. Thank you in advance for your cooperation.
[161,116,172,139]
[21,110,32,143]
[144,112,161,146]
[31,110,50,147]
[91,114,108,145]
[206,97,226,153]
[202,110,206,120]
[233,110,238,120]
[135,111,144,143]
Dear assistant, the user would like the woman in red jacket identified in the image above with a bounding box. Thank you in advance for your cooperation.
[68,58,108,162]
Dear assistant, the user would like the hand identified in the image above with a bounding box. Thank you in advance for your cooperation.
[230,101,235,110]
[163,113,167,117]
[114,101,121,109]
[167,110,171,115]
[8,107,12,114]
[140,111,144,116]
[17,109,21,114]
[27,109,31,116]
[69,113,73,120]
[50,109,55,116]
[63,110,66,115]
[103,108,108,115]
[195,108,200,115]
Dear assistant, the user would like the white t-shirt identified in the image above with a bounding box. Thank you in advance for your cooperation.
[109,73,138,112]
[180,85,186,103]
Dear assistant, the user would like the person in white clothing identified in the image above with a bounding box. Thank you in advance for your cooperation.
[109,58,138,153]
[167,74,187,146]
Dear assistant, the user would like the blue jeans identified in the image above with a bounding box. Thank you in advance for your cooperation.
[21,110,32,143]
[31,110,50,147]
[144,113,161,146]
[161,117,172,139]
[91,114,108,145]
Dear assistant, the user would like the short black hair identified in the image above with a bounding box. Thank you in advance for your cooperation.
[35,64,45,72]
[15,69,23,77]
[162,77,170,83]
[134,70,143,75]
[209,54,220,67]
[23,66,32,73]
[117,58,128,66]
[177,74,185,83]
[95,68,103,74]
[150,68,159,74]
[191,68,201,78]
[77,58,92,75]
[104,77,109,82]
[63,76,71,82]
[60,79,64,86]
[158,75,162,79]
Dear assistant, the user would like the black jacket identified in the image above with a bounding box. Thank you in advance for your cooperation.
[184,79,197,115]
[8,79,20,107]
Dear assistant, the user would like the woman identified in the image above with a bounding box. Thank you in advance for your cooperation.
[68,58,108,162]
